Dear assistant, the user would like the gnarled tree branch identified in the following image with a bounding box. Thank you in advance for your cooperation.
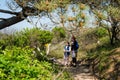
[0,9,19,15]
[0,16,25,29]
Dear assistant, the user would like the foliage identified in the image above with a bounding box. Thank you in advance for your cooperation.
[0,28,53,49]
[35,1,88,30]
[0,28,72,80]
[52,27,66,38]
[17,28,53,46]
[52,27,66,42]
[107,6,120,20]
[77,27,120,79]
[49,42,64,59]
[95,27,108,38]
[85,36,120,79]
[0,46,55,80]
[94,11,107,20]
[35,0,70,12]
[87,46,120,79]
[0,46,72,80]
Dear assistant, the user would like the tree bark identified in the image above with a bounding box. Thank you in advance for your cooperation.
[110,20,119,45]
[0,9,26,29]
[0,6,37,30]
[0,9,19,15]
[0,16,25,29]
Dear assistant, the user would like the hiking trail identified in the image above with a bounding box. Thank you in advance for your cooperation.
[57,59,98,80]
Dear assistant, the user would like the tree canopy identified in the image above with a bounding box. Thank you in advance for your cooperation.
[0,0,120,44]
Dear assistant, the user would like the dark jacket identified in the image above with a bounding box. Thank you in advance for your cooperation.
[71,40,78,50]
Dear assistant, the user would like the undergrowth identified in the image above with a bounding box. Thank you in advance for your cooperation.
[0,27,72,80]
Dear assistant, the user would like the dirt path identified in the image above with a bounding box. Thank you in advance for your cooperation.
[57,59,98,80]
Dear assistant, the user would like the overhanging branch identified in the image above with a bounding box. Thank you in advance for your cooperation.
[0,18,7,21]
[0,16,25,29]
[0,9,19,15]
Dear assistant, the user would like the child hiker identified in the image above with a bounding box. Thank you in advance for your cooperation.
[63,41,71,66]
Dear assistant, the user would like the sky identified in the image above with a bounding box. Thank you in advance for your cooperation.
[0,0,96,34]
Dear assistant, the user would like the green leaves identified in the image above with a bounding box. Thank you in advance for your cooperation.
[52,27,66,43]
[95,27,108,38]
[38,30,53,44]
[0,28,53,50]
[0,27,71,80]
[107,6,120,20]
[0,47,54,79]
[35,0,70,12]
[52,27,66,38]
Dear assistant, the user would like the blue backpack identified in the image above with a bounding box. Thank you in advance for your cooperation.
[75,41,79,50]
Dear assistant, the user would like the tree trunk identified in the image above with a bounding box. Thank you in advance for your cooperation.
[111,27,115,45]
[110,20,119,45]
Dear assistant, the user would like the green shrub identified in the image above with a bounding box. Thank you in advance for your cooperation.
[95,27,108,38]
[0,28,72,80]
[52,27,66,42]
[0,28,53,49]
[0,47,56,80]
[17,28,53,46]
[52,27,66,38]
[0,46,72,80]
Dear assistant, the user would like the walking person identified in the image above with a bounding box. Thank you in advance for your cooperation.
[63,41,71,66]
[71,35,79,67]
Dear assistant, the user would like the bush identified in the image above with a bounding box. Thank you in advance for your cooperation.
[16,28,53,46]
[0,47,55,80]
[52,27,66,42]
[0,46,72,80]
[0,28,72,80]
[0,28,53,49]
[95,27,108,38]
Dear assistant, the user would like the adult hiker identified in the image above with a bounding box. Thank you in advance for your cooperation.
[63,41,71,66]
[71,35,79,67]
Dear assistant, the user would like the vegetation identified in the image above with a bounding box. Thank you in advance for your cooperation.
[87,42,120,80]
[0,0,119,45]
[95,27,108,38]
[0,47,53,79]
[52,27,66,43]
[0,28,53,50]
[77,27,120,80]
[0,0,120,80]
[49,27,119,80]
[0,28,71,80]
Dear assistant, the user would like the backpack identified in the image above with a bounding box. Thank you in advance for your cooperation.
[75,41,79,50]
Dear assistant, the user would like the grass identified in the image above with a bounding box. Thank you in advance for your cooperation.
[49,27,120,79]
[48,41,65,59]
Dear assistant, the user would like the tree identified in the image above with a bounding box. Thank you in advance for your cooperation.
[103,1,119,45]
[0,0,70,29]
[77,0,120,45]
[0,0,37,29]
[0,0,88,30]
[0,0,120,44]
[0,0,88,38]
